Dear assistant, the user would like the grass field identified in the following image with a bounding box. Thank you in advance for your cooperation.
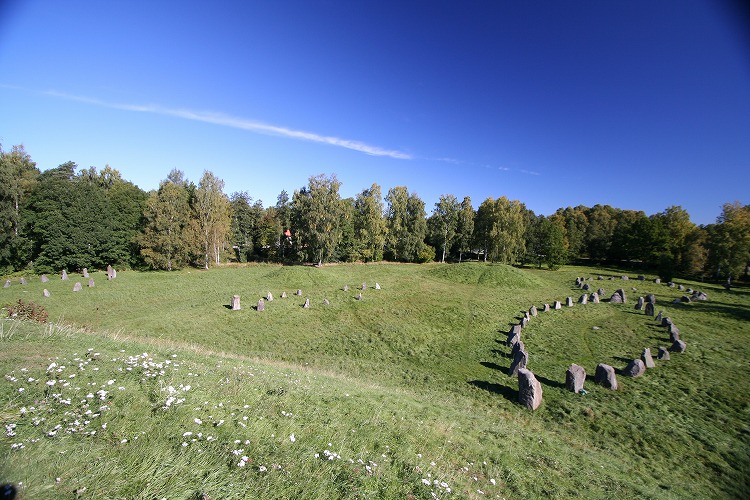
[1,262,748,498]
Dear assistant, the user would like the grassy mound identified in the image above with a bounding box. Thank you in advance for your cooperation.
[423,261,544,289]
[1,264,748,497]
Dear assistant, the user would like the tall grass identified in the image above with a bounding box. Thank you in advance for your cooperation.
[1,263,748,498]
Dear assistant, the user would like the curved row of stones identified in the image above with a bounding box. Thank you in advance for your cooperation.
[506,274,708,411]
[230,282,381,311]
[3,266,118,297]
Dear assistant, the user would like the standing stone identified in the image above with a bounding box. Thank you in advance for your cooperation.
[654,278,661,284]
[597,288,606,297]
[267,292,273,302]
[281,291,288,298]
[579,294,588,305]
[662,317,673,327]
[296,289,302,296]
[529,305,538,317]
[343,285,349,292]
[575,277,582,286]
[582,283,591,291]
[355,292,362,301]
[678,284,685,291]
[594,364,618,390]
[520,316,529,328]
[597,276,604,280]
[637,275,645,281]
[43,289,50,297]
[506,324,522,347]
[511,340,525,358]
[73,282,82,292]
[543,303,550,312]
[655,311,664,323]
[257,299,265,312]
[83,268,89,278]
[88,279,95,288]
[361,282,367,290]
[554,301,562,310]
[669,324,680,342]
[609,292,623,304]
[623,359,646,377]
[646,294,656,304]
[669,339,686,353]
[622,275,629,280]
[517,368,543,410]
[680,295,691,303]
[616,289,627,303]
[657,347,670,360]
[644,302,655,316]
[3,280,9,288]
[303,298,310,309]
[635,297,644,310]
[231,295,241,310]
[641,348,656,368]
[566,296,574,307]
[668,282,675,288]
[508,349,529,377]
[107,266,116,280]
[590,292,600,304]
[375,283,381,290]
[62,270,69,280]
[19,277,27,285]
[692,291,708,301]
[323,298,330,305]
[566,364,586,393]
[40,275,49,283]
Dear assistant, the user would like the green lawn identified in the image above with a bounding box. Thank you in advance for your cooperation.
[1,263,748,498]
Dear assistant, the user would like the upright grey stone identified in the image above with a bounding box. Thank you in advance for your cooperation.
[281,291,288,298]
[517,368,543,410]
[303,298,310,309]
[597,276,604,280]
[83,268,89,278]
[678,284,685,291]
[635,296,644,310]
[621,275,629,280]
[655,311,664,323]
[19,277,27,285]
[356,292,362,301]
[62,270,69,280]
[680,295,691,303]
[520,316,529,328]
[669,324,680,342]
[609,292,623,304]
[3,280,9,288]
[231,295,241,310]
[88,278,95,288]
[323,298,330,305]
[669,339,686,353]
[646,294,656,304]
[645,302,655,316]
[375,283,381,290]
[554,300,562,310]
[590,292,600,303]
[267,292,273,301]
[566,364,586,393]
[641,348,656,368]
[616,289,627,303]
[73,282,82,292]
[343,285,349,292]
[597,288,606,297]
[662,317,673,327]
[511,339,525,358]
[575,277,582,286]
[582,283,590,291]
[529,305,538,317]
[361,282,367,290]
[579,294,588,304]
[508,349,528,377]
[543,303,550,312]
[43,289,50,297]
[40,275,49,283]
[506,324,522,347]
[654,278,661,284]
[566,296,574,307]
[623,358,646,377]
[296,289,302,296]
[594,364,618,390]
[257,299,265,312]
[692,291,708,301]
[657,347,670,360]
[637,275,645,281]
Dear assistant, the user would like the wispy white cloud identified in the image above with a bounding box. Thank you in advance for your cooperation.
[42,90,413,160]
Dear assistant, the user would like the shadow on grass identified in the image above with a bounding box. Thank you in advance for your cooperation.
[490,349,512,359]
[468,380,516,403]
[535,373,565,389]
[480,361,506,371]
[693,301,750,322]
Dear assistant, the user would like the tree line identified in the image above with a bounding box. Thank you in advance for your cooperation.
[1,144,748,282]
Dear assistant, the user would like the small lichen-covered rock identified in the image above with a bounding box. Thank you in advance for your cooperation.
[518,368,543,410]
[669,339,686,353]
[566,364,586,393]
[623,358,646,377]
[595,363,618,390]
[641,348,656,368]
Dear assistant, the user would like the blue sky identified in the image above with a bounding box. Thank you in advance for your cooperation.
[1,0,748,225]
